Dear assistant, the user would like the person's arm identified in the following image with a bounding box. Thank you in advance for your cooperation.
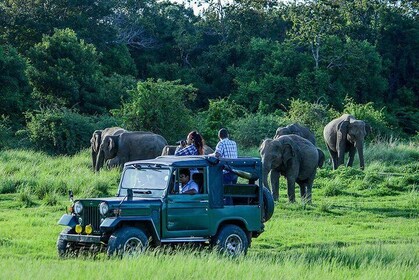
[175,145,196,156]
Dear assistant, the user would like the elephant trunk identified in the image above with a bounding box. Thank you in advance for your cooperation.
[356,141,365,170]
[262,161,271,192]
[91,150,97,172]
[95,149,105,172]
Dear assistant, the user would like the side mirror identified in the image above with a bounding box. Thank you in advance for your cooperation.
[69,190,73,202]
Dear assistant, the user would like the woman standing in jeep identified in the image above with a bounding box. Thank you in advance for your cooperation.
[175,130,205,156]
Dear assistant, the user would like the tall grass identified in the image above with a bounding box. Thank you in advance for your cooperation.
[0,141,417,279]
[0,149,120,200]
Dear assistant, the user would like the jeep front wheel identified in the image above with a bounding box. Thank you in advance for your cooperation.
[215,225,249,256]
[107,227,149,257]
[57,227,76,258]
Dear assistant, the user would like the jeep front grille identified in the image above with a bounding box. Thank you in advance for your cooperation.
[82,206,101,232]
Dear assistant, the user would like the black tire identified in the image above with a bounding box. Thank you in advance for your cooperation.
[215,225,249,257]
[107,227,149,257]
[262,186,275,222]
[57,227,76,258]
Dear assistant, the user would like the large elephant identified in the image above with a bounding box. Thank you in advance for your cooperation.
[161,145,214,156]
[323,114,371,170]
[260,135,321,203]
[90,127,126,171]
[95,131,167,171]
[274,123,316,145]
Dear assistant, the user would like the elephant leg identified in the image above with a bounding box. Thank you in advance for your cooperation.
[299,183,306,201]
[270,170,280,201]
[346,146,356,167]
[286,177,296,203]
[305,184,313,204]
[327,146,338,170]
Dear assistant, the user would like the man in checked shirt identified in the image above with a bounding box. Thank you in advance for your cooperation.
[212,128,238,184]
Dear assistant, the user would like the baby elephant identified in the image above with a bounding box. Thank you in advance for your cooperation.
[260,135,321,203]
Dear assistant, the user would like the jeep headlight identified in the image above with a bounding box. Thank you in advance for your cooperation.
[74,201,83,214]
[99,202,109,216]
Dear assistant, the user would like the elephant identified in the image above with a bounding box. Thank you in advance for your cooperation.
[90,127,126,171]
[274,123,316,145]
[323,114,371,170]
[260,135,322,203]
[161,145,215,156]
[95,131,167,171]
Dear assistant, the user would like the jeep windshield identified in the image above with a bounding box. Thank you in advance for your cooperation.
[118,166,170,198]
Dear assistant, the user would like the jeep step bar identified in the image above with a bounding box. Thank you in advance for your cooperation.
[161,237,210,243]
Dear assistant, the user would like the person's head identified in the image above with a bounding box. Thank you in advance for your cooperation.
[187,130,205,155]
[179,168,190,185]
[218,128,229,140]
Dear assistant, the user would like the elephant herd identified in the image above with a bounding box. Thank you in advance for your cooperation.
[260,114,371,204]
[91,114,370,205]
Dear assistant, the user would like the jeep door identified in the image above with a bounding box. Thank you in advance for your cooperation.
[163,168,209,238]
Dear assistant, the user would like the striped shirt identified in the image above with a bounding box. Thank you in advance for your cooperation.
[175,144,198,156]
[215,138,238,158]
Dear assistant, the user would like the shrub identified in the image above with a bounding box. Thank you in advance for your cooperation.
[284,99,338,142]
[232,113,282,148]
[343,97,394,139]
[17,187,35,208]
[25,107,95,155]
[196,97,247,147]
[113,79,196,144]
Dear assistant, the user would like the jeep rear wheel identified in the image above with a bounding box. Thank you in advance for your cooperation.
[57,227,76,258]
[215,225,249,257]
[107,227,149,257]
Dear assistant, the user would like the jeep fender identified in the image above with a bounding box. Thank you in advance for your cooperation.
[100,216,160,242]
[57,214,78,227]
[215,217,249,234]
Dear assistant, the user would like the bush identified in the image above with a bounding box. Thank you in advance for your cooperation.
[25,108,95,155]
[232,113,282,148]
[284,99,338,143]
[196,97,247,147]
[343,97,394,139]
[113,79,196,144]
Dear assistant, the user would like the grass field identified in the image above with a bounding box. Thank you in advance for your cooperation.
[0,140,417,279]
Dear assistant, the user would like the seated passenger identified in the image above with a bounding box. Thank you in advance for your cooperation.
[179,168,199,194]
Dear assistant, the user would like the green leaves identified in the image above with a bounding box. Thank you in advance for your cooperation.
[113,79,197,143]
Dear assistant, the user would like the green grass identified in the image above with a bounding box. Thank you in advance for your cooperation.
[0,142,418,279]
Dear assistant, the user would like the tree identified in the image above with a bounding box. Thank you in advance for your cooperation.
[0,44,31,123]
[113,79,197,143]
[26,29,110,114]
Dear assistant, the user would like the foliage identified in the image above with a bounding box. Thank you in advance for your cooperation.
[343,97,394,138]
[196,97,247,147]
[113,79,197,143]
[25,108,95,155]
[232,113,282,148]
[26,29,109,114]
[283,99,338,143]
[0,44,32,121]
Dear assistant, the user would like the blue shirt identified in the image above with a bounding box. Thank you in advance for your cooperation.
[215,138,238,158]
[175,145,198,156]
[181,180,199,194]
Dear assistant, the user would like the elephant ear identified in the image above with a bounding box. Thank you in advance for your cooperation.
[337,119,349,139]
[91,130,102,152]
[282,141,295,164]
[108,137,115,152]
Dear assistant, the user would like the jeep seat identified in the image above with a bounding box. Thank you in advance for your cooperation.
[192,173,204,193]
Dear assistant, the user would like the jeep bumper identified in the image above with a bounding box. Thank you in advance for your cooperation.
[61,233,102,244]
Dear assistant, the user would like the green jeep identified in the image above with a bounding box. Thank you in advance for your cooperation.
[57,156,274,257]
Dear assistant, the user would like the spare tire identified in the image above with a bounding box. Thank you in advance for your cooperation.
[262,186,274,222]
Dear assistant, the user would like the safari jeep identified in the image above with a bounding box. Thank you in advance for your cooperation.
[57,156,274,257]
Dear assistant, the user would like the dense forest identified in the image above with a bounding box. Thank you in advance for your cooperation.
[0,0,418,153]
